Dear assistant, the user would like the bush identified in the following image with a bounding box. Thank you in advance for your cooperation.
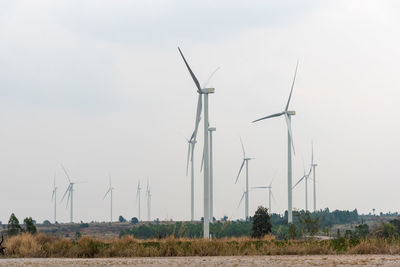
[24,217,37,234]
[7,213,22,237]
[119,216,127,223]
[251,206,272,238]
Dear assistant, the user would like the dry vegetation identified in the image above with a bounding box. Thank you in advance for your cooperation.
[2,233,400,258]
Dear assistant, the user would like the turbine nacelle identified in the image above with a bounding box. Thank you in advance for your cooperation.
[286,110,296,116]
[201,88,215,94]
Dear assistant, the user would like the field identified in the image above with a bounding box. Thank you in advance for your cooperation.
[1,255,400,267]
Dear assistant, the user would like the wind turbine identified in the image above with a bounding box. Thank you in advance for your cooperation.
[235,137,253,221]
[136,181,141,221]
[178,47,218,238]
[103,175,114,222]
[252,62,299,223]
[60,164,86,223]
[311,143,318,212]
[253,176,276,213]
[185,136,196,221]
[51,173,57,223]
[146,179,151,221]
[293,163,311,211]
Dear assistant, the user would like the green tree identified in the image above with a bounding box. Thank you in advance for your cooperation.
[251,206,272,238]
[119,215,127,223]
[23,217,37,234]
[354,223,369,238]
[297,212,320,236]
[130,217,139,224]
[375,222,398,238]
[7,213,22,236]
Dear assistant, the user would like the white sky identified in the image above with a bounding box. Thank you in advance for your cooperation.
[0,0,399,223]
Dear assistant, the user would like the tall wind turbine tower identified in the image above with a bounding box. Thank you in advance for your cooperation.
[60,164,86,223]
[146,179,151,221]
[103,175,114,222]
[51,173,57,223]
[252,62,299,223]
[178,47,218,238]
[235,137,253,221]
[311,143,318,212]
[136,181,141,221]
[208,127,216,221]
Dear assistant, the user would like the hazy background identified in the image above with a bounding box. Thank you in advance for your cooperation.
[0,0,399,223]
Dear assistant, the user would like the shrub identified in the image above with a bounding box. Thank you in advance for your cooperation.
[251,206,272,238]
[7,213,22,237]
[23,217,37,234]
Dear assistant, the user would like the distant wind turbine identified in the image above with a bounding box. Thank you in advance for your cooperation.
[293,163,311,211]
[136,181,141,221]
[252,62,299,223]
[311,143,318,212]
[179,47,218,238]
[235,137,253,221]
[253,174,276,213]
[146,179,151,221]
[60,164,86,223]
[103,175,114,222]
[51,173,57,223]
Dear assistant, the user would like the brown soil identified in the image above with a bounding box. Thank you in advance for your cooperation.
[1,255,400,267]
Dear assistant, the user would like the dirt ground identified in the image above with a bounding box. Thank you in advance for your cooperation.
[1,255,400,267]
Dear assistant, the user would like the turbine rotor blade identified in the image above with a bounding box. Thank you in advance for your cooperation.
[271,192,277,205]
[235,160,245,184]
[200,144,205,172]
[238,192,245,208]
[178,47,201,92]
[103,188,111,200]
[186,141,191,176]
[284,113,295,155]
[61,164,71,183]
[190,94,203,143]
[202,67,220,88]
[239,137,246,158]
[252,112,285,123]
[285,61,299,111]
[293,175,305,189]
[60,184,71,203]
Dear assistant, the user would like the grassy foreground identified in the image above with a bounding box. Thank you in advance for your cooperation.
[3,233,400,257]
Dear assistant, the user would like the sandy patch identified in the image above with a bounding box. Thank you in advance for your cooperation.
[1,255,400,266]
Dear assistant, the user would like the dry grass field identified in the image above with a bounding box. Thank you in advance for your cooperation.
[1,255,400,267]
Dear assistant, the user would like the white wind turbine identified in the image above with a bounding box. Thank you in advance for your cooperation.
[235,137,253,221]
[311,143,318,212]
[253,174,276,213]
[293,162,311,211]
[252,62,299,223]
[146,179,151,221]
[136,181,141,221]
[103,175,114,222]
[179,47,218,238]
[60,164,86,223]
[51,173,57,223]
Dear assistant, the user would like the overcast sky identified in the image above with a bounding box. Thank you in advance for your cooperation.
[0,0,399,223]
